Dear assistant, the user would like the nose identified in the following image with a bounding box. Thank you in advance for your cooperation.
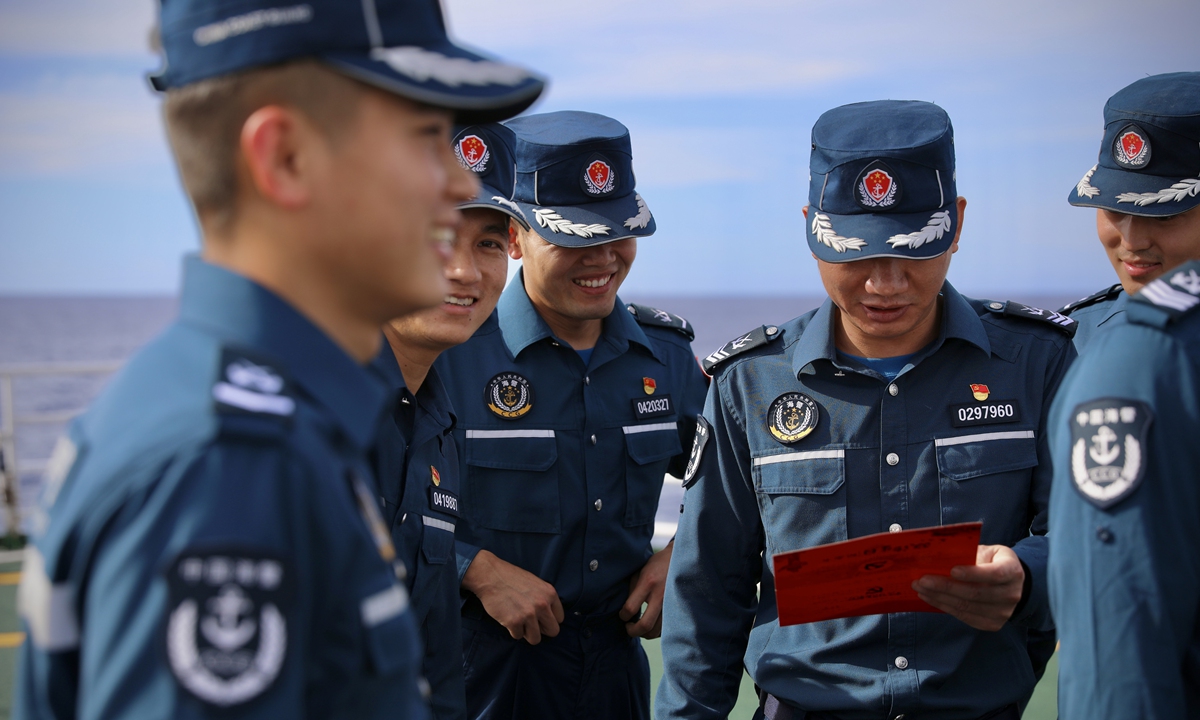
[864,258,908,295]
[1119,215,1156,251]
[580,243,616,266]
[444,234,482,284]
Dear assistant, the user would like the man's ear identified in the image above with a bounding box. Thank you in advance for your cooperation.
[508,227,525,260]
[802,205,809,220]
[950,196,967,254]
[239,105,320,211]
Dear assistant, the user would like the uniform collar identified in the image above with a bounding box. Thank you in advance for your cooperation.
[178,255,389,451]
[497,269,660,363]
[1101,290,1130,325]
[792,281,990,377]
[370,339,456,434]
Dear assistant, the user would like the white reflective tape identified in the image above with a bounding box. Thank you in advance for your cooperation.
[212,383,295,416]
[19,547,80,651]
[361,584,409,628]
[421,515,456,533]
[934,430,1036,448]
[752,449,844,467]
[622,422,678,435]
[465,429,555,439]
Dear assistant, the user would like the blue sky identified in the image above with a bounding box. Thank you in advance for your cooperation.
[1,0,1197,297]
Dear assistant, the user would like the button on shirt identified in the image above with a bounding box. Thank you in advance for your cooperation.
[371,343,464,720]
[1049,293,1200,719]
[658,284,1075,720]
[16,257,427,719]
[435,275,708,616]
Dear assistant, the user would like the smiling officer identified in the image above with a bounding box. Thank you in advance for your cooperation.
[371,123,527,720]
[1060,72,1200,352]
[1048,76,1200,719]
[657,100,1077,720]
[14,1,543,717]
[435,110,709,720]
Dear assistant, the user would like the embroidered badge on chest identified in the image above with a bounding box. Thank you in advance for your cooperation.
[1070,399,1153,508]
[485,372,533,419]
[1112,124,1151,169]
[455,134,491,173]
[855,161,901,209]
[683,415,712,488]
[582,156,616,195]
[767,392,820,444]
[166,549,293,707]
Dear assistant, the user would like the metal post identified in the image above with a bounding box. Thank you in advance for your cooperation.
[0,374,19,537]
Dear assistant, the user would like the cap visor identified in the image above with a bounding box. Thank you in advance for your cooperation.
[807,202,958,263]
[1068,164,1200,217]
[322,41,545,124]
[460,183,530,229]
[517,193,655,248]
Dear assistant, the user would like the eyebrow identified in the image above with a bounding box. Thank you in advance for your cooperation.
[482,224,509,234]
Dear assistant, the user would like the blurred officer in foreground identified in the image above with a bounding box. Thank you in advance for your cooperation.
[1059,72,1200,352]
[658,101,1077,720]
[436,110,708,720]
[1048,77,1200,718]
[14,1,543,717]
[371,123,526,720]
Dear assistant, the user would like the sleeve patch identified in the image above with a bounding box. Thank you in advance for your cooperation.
[1069,398,1153,509]
[990,301,1078,337]
[626,303,695,341]
[702,325,782,373]
[682,415,711,489]
[165,548,294,707]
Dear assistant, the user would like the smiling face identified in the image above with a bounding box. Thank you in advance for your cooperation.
[387,207,511,352]
[1097,206,1200,294]
[512,230,637,327]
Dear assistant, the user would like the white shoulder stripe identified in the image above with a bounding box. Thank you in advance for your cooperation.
[752,449,844,467]
[935,430,1035,447]
[466,429,555,439]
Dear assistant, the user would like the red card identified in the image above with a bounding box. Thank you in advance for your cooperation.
[772,522,982,626]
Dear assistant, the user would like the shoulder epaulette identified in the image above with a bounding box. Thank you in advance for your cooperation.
[983,300,1077,338]
[1059,283,1124,315]
[212,347,295,435]
[1129,262,1200,326]
[702,325,783,374]
[626,303,695,341]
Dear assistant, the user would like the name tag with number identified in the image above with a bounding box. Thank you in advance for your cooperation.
[949,400,1021,428]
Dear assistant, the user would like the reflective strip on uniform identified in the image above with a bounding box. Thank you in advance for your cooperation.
[622,422,677,435]
[19,547,80,651]
[934,430,1036,447]
[212,382,295,416]
[421,515,456,533]
[752,449,845,467]
[465,429,555,439]
[360,584,410,628]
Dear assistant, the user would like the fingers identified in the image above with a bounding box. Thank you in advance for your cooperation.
[626,592,665,638]
[620,577,650,623]
[536,595,562,640]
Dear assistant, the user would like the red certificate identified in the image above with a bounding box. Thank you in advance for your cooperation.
[771,522,982,626]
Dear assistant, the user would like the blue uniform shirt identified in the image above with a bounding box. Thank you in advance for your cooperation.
[1060,283,1127,353]
[435,273,708,617]
[1048,264,1200,718]
[16,257,428,720]
[370,343,465,720]
[658,284,1076,720]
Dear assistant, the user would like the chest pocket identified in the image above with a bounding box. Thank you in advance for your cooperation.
[623,423,682,527]
[419,516,455,565]
[935,430,1039,543]
[753,449,847,553]
[464,430,559,533]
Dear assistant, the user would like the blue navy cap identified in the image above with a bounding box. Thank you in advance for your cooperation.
[1069,72,1200,218]
[505,111,655,248]
[150,0,545,123]
[805,100,958,263]
[453,123,529,229]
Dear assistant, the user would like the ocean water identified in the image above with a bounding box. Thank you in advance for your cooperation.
[0,292,1077,535]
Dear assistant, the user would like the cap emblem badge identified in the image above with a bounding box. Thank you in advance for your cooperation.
[584,160,616,195]
[855,161,901,209]
[1113,125,1150,169]
[455,134,491,173]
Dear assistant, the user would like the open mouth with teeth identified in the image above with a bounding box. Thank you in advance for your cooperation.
[574,274,614,289]
[444,296,476,307]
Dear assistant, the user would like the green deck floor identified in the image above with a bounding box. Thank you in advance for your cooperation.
[0,562,1057,718]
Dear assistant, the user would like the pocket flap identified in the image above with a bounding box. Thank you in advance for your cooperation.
[753,449,845,495]
[624,423,682,465]
[465,430,557,471]
[935,430,1038,482]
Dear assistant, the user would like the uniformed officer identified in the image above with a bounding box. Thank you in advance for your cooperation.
[657,100,1077,720]
[435,110,709,720]
[370,123,526,720]
[1059,72,1200,352]
[1047,79,1200,717]
[14,1,543,717]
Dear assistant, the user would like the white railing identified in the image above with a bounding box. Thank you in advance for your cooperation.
[0,362,123,536]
